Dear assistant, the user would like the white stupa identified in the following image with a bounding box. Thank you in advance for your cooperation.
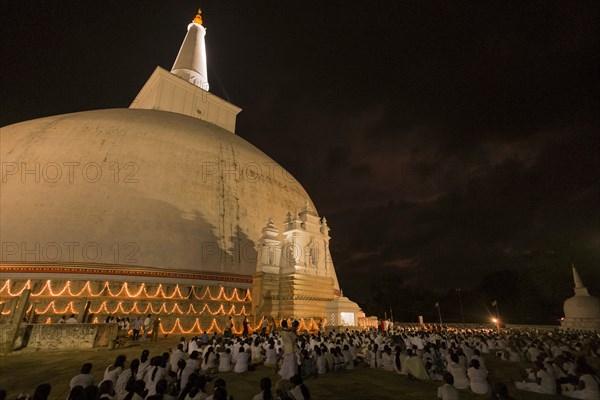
[0,8,374,334]
[561,265,600,331]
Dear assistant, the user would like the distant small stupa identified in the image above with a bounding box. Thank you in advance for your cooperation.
[561,265,600,331]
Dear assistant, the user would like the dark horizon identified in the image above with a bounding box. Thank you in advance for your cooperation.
[2,1,599,323]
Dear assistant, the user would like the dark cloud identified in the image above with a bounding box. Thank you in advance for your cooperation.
[2,0,598,320]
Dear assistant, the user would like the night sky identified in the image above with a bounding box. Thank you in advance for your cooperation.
[2,1,599,322]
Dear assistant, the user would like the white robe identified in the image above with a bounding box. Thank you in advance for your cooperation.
[448,362,469,389]
[563,374,600,400]
[515,369,557,395]
[467,366,489,394]
[103,365,122,384]
[218,352,232,372]
[234,351,250,373]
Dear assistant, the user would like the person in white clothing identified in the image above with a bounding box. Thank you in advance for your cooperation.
[103,355,126,384]
[264,342,278,368]
[467,359,489,394]
[201,347,218,373]
[115,359,139,399]
[471,349,487,372]
[69,363,94,389]
[137,349,151,380]
[218,348,232,372]
[315,347,327,375]
[563,362,600,400]
[447,354,469,389]
[188,337,199,355]
[289,375,310,400]
[252,377,273,400]
[169,344,187,374]
[380,346,394,371]
[184,375,209,400]
[180,351,200,390]
[515,361,557,395]
[141,314,151,341]
[278,320,299,380]
[144,356,167,397]
[437,372,459,400]
[234,347,250,373]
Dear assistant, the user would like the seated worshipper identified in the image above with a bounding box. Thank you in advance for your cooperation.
[103,355,126,385]
[98,380,116,400]
[188,337,200,355]
[515,360,557,395]
[204,378,228,400]
[184,375,208,400]
[137,350,151,380]
[333,347,345,371]
[115,359,140,398]
[437,372,459,400]
[289,375,311,400]
[380,346,395,371]
[342,344,355,370]
[447,354,469,390]
[217,348,232,372]
[321,346,333,372]
[145,380,175,400]
[70,363,95,389]
[366,344,378,368]
[145,357,167,397]
[181,351,201,390]
[201,347,218,374]
[252,377,272,400]
[67,386,84,400]
[300,349,316,378]
[315,347,327,375]
[425,357,444,381]
[264,343,278,368]
[405,349,430,380]
[122,379,147,400]
[234,347,250,373]
[251,338,265,365]
[562,363,600,400]
[83,385,99,400]
[471,349,487,372]
[169,344,187,376]
[467,359,489,394]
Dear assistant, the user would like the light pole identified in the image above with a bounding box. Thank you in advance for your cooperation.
[456,288,465,324]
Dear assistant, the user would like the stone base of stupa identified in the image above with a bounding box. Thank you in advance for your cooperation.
[561,318,600,332]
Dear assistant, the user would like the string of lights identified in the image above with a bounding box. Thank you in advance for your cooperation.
[0,279,252,302]
[0,300,250,316]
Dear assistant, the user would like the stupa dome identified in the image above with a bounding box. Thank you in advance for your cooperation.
[0,108,316,278]
[564,296,600,320]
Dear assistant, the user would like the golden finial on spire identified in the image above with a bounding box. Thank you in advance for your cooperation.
[193,8,203,25]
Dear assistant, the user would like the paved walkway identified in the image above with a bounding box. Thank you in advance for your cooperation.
[0,337,566,400]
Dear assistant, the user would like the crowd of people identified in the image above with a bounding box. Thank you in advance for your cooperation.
[4,321,600,400]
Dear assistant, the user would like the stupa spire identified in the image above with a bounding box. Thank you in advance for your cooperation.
[572,264,590,296]
[572,264,584,289]
[171,8,209,91]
